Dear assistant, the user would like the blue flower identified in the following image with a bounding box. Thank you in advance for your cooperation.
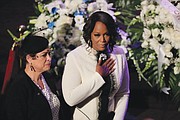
[51,7,58,15]
[74,11,85,16]
[83,0,92,3]
[48,22,55,29]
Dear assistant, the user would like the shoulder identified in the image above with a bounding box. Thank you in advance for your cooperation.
[8,71,29,87]
[112,45,128,55]
[67,44,87,57]
[4,71,29,95]
[111,45,128,64]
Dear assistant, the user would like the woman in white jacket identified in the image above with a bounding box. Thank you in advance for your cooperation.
[62,11,130,120]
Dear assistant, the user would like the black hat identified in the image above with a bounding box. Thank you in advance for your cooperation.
[21,35,49,54]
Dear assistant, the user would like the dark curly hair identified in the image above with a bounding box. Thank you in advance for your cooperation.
[83,11,118,52]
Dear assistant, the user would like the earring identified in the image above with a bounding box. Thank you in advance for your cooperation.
[88,39,92,47]
[30,63,36,72]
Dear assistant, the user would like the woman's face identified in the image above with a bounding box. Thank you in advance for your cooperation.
[91,21,110,51]
[30,48,52,73]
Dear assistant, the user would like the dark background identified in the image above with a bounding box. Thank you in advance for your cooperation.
[0,0,180,120]
[0,0,36,89]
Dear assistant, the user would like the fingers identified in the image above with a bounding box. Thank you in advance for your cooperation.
[109,67,115,74]
[97,59,102,66]
[96,57,116,77]
[102,58,115,75]
[108,59,115,74]
[106,58,115,69]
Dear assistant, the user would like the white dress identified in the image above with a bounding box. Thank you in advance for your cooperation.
[62,44,130,120]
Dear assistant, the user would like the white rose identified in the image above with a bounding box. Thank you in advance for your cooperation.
[68,0,83,13]
[141,40,149,48]
[154,16,161,25]
[158,8,169,24]
[162,57,170,66]
[152,28,160,38]
[35,13,50,28]
[64,0,70,7]
[148,53,156,60]
[45,0,64,13]
[164,42,172,49]
[140,11,145,22]
[35,28,53,40]
[155,5,161,14]
[55,15,73,27]
[176,2,180,10]
[141,0,149,6]
[178,82,180,87]
[161,28,172,40]
[149,38,159,54]
[143,28,151,39]
[87,2,97,13]
[74,15,84,26]
[148,4,155,11]
[174,66,180,74]
[166,14,173,24]
[146,18,155,25]
[170,30,180,49]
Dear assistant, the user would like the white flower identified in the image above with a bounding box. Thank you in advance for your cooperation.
[66,0,83,14]
[121,39,131,47]
[174,58,180,74]
[45,0,64,13]
[162,42,173,58]
[141,40,149,48]
[35,28,53,41]
[154,15,161,25]
[178,82,180,87]
[74,15,84,28]
[161,87,171,94]
[163,57,170,67]
[57,8,69,16]
[149,38,160,54]
[140,0,149,7]
[148,53,156,60]
[142,28,151,39]
[76,23,85,31]
[64,0,70,7]
[88,0,115,20]
[151,28,160,38]
[148,4,155,11]
[174,66,180,74]
[147,18,156,25]
[170,30,180,49]
[35,13,50,28]
[55,15,73,27]
[87,2,98,12]
[128,0,180,106]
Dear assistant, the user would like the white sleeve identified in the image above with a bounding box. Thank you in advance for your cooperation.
[114,54,130,120]
[62,52,105,106]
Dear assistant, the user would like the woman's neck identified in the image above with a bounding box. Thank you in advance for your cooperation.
[24,67,42,83]
[25,68,44,90]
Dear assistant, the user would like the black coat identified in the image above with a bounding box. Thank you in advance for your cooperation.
[3,70,60,120]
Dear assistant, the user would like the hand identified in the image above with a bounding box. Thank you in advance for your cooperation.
[96,57,115,77]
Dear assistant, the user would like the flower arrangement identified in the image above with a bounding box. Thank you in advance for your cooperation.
[27,0,118,78]
[127,0,180,106]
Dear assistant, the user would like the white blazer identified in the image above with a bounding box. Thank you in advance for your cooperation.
[62,44,130,120]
